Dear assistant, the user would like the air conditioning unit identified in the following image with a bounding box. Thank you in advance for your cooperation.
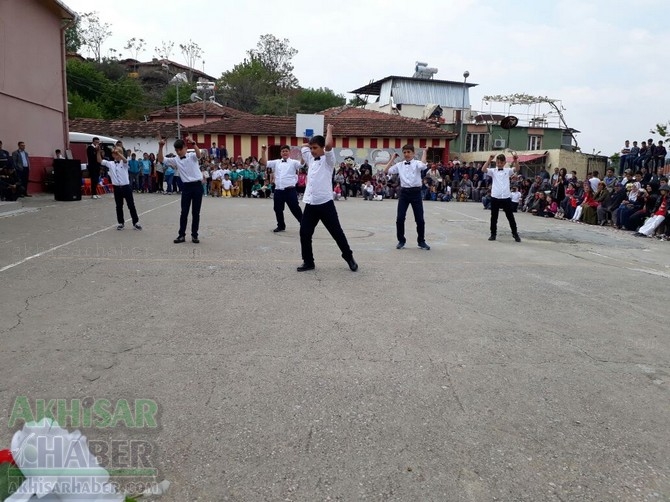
[493,139,506,149]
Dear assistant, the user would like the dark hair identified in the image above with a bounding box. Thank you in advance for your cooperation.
[280,144,290,151]
[92,137,99,141]
[174,139,185,150]
[309,135,325,147]
[402,144,415,152]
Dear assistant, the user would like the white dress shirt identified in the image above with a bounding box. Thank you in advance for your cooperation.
[211,169,223,181]
[388,159,426,188]
[301,147,336,205]
[485,166,514,199]
[163,152,201,182]
[101,159,130,186]
[222,179,233,190]
[268,158,300,189]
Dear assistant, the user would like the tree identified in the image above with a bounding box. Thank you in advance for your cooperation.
[68,93,104,119]
[124,38,146,62]
[295,88,345,114]
[79,12,111,62]
[155,41,174,61]
[650,122,669,140]
[102,77,147,119]
[248,34,299,90]
[217,58,275,112]
[64,15,83,53]
[162,83,195,108]
[348,95,368,107]
[67,59,108,103]
[179,40,203,82]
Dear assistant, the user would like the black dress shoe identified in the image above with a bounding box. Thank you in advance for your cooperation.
[173,236,185,243]
[192,238,200,243]
[346,257,358,272]
[273,227,286,233]
[297,262,315,272]
[513,234,521,242]
[488,235,496,241]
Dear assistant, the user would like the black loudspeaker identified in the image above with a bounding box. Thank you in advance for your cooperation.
[53,159,82,201]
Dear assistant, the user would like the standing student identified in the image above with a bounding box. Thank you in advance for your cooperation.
[157,138,203,243]
[98,147,141,230]
[298,124,357,272]
[482,153,521,242]
[260,144,303,232]
[86,137,101,199]
[383,145,431,250]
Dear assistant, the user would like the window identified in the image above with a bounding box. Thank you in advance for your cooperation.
[426,148,444,163]
[528,135,543,150]
[465,133,489,152]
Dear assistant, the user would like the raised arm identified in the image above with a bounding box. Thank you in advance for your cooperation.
[156,138,166,163]
[259,145,268,166]
[512,154,520,172]
[188,138,201,159]
[96,144,103,163]
[115,147,127,163]
[384,152,399,173]
[482,154,495,172]
[421,147,428,164]
[325,124,334,152]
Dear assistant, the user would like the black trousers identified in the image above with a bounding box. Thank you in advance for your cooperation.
[243,179,253,198]
[274,187,303,229]
[490,197,518,236]
[179,181,203,238]
[113,185,139,225]
[300,200,353,265]
[88,168,100,194]
[396,187,425,245]
[19,167,29,195]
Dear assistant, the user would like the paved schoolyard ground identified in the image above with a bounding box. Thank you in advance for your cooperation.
[0,193,668,501]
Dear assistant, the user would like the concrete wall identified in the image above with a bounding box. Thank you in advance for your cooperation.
[0,0,69,192]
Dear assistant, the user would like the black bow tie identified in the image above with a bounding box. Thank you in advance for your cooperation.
[498,168,504,171]
[404,161,411,165]
[314,156,321,161]
[282,159,287,162]
[180,156,186,160]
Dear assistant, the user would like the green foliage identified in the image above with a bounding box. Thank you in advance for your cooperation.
[68,92,104,118]
[67,59,108,103]
[217,58,275,112]
[64,16,83,53]
[162,84,196,107]
[610,152,620,166]
[348,95,368,107]
[66,59,149,119]
[295,87,345,114]
[248,34,299,90]
[650,122,668,139]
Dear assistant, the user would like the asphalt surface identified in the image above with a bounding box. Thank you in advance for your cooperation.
[0,193,668,502]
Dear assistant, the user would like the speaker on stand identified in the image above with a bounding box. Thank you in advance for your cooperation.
[53,159,82,201]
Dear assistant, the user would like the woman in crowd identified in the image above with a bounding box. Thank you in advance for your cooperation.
[614,184,643,229]
[577,183,600,224]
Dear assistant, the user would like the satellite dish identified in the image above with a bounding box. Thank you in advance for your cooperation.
[190,93,202,102]
[501,116,519,130]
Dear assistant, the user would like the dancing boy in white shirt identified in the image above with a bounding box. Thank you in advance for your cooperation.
[260,144,303,232]
[97,147,142,230]
[298,124,357,272]
[482,153,521,242]
[158,138,203,244]
[383,145,430,250]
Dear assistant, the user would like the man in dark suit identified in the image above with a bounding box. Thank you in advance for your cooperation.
[11,141,31,197]
[86,137,102,199]
[209,142,220,161]
[0,140,12,170]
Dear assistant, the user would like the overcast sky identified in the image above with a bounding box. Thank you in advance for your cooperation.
[63,0,666,157]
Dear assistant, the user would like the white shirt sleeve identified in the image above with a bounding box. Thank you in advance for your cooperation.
[100,160,112,170]
[324,149,336,169]
[416,161,427,171]
[301,147,311,164]
[388,163,399,175]
[163,157,177,168]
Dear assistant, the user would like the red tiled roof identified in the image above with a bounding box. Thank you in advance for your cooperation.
[69,118,178,139]
[148,101,249,119]
[186,106,457,138]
